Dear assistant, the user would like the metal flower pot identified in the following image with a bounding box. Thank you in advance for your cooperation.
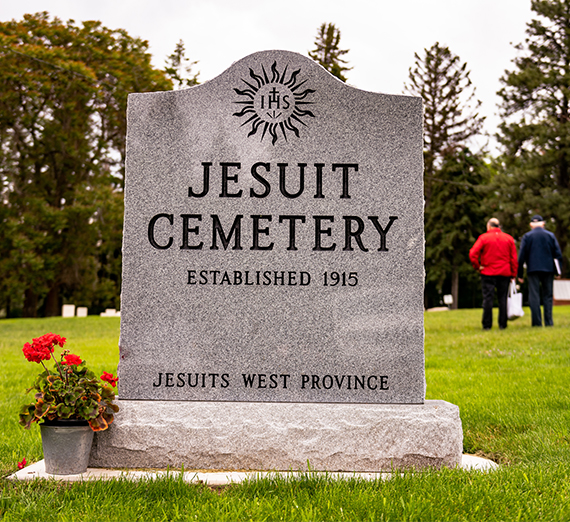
[40,419,94,475]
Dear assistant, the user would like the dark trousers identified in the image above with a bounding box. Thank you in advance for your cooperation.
[481,275,511,329]
[527,272,554,326]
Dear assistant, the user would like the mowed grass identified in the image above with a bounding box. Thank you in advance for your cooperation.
[424,307,570,466]
[0,309,569,521]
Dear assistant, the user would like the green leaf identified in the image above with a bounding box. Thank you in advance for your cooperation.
[18,404,36,429]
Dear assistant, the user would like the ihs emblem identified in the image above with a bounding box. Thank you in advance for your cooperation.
[233,62,316,145]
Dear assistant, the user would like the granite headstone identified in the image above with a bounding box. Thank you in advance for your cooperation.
[119,49,425,404]
[91,50,462,471]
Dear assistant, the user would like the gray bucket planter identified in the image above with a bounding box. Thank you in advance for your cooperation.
[40,419,94,475]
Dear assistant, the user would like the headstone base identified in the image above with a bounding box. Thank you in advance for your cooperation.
[90,400,462,471]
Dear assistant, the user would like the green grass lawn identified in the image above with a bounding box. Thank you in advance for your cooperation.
[1,309,570,521]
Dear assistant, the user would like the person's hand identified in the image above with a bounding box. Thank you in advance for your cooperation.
[518,277,524,283]
[479,266,484,272]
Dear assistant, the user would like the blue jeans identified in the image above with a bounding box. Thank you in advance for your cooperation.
[527,272,554,326]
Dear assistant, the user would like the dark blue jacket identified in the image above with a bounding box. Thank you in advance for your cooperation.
[517,226,563,277]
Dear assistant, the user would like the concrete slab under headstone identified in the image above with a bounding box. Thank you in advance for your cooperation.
[90,399,462,471]
[10,454,497,484]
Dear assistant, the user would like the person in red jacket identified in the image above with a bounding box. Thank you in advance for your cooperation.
[469,218,518,330]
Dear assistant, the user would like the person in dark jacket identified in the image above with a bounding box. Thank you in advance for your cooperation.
[469,218,518,330]
[517,215,563,326]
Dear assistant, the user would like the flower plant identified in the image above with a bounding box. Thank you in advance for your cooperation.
[19,333,119,431]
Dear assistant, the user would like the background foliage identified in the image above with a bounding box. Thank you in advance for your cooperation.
[407,0,570,308]
[308,22,351,82]
[493,0,570,274]
[0,13,171,317]
[3,3,570,316]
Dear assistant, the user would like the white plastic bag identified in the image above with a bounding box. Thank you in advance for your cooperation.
[507,280,524,320]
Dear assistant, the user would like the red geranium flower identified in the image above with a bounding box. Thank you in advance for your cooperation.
[101,371,118,388]
[22,342,53,363]
[22,333,67,364]
[37,333,66,349]
[63,354,82,366]
[18,458,27,469]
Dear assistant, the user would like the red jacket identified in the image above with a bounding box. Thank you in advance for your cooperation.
[469,228,518,277]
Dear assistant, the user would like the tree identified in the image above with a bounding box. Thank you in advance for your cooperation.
[165,39,199,89]
[424,149,490,309]
[495,0,570,275]
[0,12,172,317]
[405,43,485,209]
[405,43,486,307]
[309,23,351,82]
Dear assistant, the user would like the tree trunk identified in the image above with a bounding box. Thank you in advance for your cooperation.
[23,289,38,318]
[44,285,60,317]
[450,270,459,310]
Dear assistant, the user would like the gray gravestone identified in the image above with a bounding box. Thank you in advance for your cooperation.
[119,50,425,404]
[91,50,462,472]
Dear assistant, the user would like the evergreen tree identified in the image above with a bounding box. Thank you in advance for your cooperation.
[309,23,351,82]
[0,13,172,317]
[495,0,570,274]
[405,43,485,209]
[405,43,485,307]
[165,39,199,89]
[424,149,490,308]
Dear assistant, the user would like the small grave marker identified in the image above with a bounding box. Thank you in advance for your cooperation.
[61,304,75,318]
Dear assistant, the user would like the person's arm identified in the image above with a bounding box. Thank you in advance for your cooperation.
[517,235,527,282]
[510,239,518,279]
[469,237,483,271]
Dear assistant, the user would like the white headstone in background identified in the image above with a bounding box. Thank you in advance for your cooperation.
[100,309,120,317]
[76,307,88,317]
[553,279,570,301]
[61,304,75,318]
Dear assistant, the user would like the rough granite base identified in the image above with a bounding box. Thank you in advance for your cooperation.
[89,400,462,472]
